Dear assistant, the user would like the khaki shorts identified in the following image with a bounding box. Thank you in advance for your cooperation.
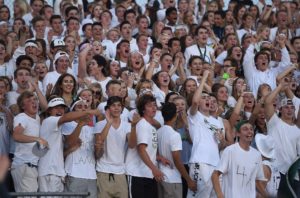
[97,172,128,198]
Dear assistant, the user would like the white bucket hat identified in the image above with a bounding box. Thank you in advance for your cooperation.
[255,134,275,159]
[47,97,67,109]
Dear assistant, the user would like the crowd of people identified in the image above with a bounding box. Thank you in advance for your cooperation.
[0,0,300,197]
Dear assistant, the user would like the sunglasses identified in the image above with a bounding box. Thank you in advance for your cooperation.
[92,90,101,95]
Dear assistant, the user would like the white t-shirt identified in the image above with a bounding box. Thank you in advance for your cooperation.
[269,27,292,42]
[243,44,291,96]
[157,125,182,183]
[215,51,228,65]
[12,113,40,167]
[267,114,300,174]
[216,143,265,198]
[38,116,65,177]
[292,96,300,116]
[0,62,14,78]
[22,13,33,26]
[184,44,214,64]
[42,70,61,94]
[152,83,170,105]
[94,119,131,174]
[263,160,280,197]
[102,39,117,59]
[187,110,220,166]
[7,91,20,108]
[125,118,158,178]
[62,121,96,179]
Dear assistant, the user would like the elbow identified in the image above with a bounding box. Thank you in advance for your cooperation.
[211,170,220,181]
[128,141,136,149]
[137,144,145,155]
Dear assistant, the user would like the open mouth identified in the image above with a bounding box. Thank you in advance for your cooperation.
[56,112,62,116]
[32,104,37,109]
[135,61,140,65]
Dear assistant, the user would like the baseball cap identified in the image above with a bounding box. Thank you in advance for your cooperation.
[53,51,69,63]
[32,141,49,157]
[51,38,65,48]
[279,98,294,108]
[47,97,67,109]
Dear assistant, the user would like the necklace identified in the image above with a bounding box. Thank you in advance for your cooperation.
[197,45,207,61]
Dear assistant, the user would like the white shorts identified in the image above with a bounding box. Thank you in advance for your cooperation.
[39,175,64,193]
[187,163,216,198]
[11,164,38,192]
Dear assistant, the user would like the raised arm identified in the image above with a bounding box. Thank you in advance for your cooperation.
[249,102,263,125]
[242,38,257,81]
[190,70,209,115]
[275,34,291,71]
[276,64,296,83]
[145,60,158,80]
[171,53,186,86]
[222,119,234,148]
[78,44,92,79]
[127,113,141,148]
[229,94,244,128]
[29,80,48,112]
[58,109,101,126]
[264,80,288,121]
[260,5,274,24]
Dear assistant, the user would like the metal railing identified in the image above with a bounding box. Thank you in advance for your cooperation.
[9,192,90,197]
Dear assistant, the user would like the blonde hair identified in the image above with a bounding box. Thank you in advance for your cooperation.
[14,0,30,18]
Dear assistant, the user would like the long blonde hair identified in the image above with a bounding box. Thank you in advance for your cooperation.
[14,0,30,18]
